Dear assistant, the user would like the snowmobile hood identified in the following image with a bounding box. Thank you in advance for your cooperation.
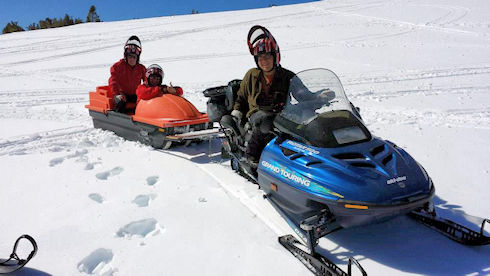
[259,137,432,205]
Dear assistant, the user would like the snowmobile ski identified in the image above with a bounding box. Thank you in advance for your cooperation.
[409,209,490,246]
[0,235,38,274]
[279,235,366,276]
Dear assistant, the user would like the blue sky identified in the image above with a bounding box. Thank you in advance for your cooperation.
[1,0,316,31]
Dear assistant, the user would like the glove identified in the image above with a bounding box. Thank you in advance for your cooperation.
[114,94,126,103]
[231,110,242,120]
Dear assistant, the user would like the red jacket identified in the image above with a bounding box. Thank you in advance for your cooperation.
[136,84,183,104]
[108,59,146,96]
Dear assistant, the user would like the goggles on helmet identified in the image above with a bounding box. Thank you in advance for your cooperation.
[124,44,141,56]
[145,64,164,80]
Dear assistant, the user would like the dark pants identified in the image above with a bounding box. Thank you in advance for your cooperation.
[114,94,137,113]
[246,110,276,160]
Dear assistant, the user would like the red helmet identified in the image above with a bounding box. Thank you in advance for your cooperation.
[145,64,164,86]
[247,25,280,67]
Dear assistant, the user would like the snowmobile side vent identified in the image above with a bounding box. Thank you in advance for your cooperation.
[290,153,305,160]
[349,162,376,168]
[331,152,366,160]
[306,160,323,167]
[370,144,385,157]
[280,147,297,156]
[382,154,393,165]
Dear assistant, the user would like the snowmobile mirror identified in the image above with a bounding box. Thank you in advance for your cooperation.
[0,235,38,274]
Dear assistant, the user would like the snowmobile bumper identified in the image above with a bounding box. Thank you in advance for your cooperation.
[329,185,435,228]
[259,169,435,230]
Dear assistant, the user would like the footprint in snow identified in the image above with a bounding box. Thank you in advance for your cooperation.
[146,176,159,186]
[84,161,102,170]
[198,197,207,203]
[115,218,163,239]
[49,149,89,167]
[89,193,105,203]
[132,194,157,207]
[48,146,64,152]
[96,167,124,180]
[49,157,65,167]
[77,248,116,275]
[66,149,89,159]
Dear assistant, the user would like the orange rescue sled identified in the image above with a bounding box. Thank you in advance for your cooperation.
[85,86,218,149]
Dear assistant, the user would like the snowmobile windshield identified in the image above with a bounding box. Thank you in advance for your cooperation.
[274,68,371,148]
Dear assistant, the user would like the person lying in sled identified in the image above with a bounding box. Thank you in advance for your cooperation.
[231,26,295,165]
[136,64,183,104]
[108,35,146,113]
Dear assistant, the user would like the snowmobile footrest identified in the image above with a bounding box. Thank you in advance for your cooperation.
[300,210,342,253]
[409,211,490,246]
[279,235,367,276]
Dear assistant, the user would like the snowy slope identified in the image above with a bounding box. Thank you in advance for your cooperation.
[1,0,489,275]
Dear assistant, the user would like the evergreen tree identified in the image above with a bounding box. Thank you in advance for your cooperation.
[28,23,38,31]
[63,14,74,26]
[3,7,92,34]
[2,21,25,34]
[86,5,101,22]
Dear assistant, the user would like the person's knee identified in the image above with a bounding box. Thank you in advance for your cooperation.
[250,112,275,134]
[250,110,270,126]
[259,119,274,134]
[220,115,236,128]
[113,96,127,112]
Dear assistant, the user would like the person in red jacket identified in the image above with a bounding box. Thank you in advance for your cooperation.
[108,35,146,113]
[136,64,183,104]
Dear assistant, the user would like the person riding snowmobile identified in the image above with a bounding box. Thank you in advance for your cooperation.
[230,26,295,164]
[108,35,146,113]
[136,64,183,104]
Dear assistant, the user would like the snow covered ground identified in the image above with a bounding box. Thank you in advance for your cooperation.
[1,0,489,275]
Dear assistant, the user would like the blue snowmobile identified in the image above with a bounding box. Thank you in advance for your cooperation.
[203,68,489,276]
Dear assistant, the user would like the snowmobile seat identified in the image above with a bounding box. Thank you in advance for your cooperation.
[203,79,241,122]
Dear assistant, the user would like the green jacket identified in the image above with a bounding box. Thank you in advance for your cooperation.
[233,67,295,118]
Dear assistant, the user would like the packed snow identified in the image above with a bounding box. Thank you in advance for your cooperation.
[1,0,489,275]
